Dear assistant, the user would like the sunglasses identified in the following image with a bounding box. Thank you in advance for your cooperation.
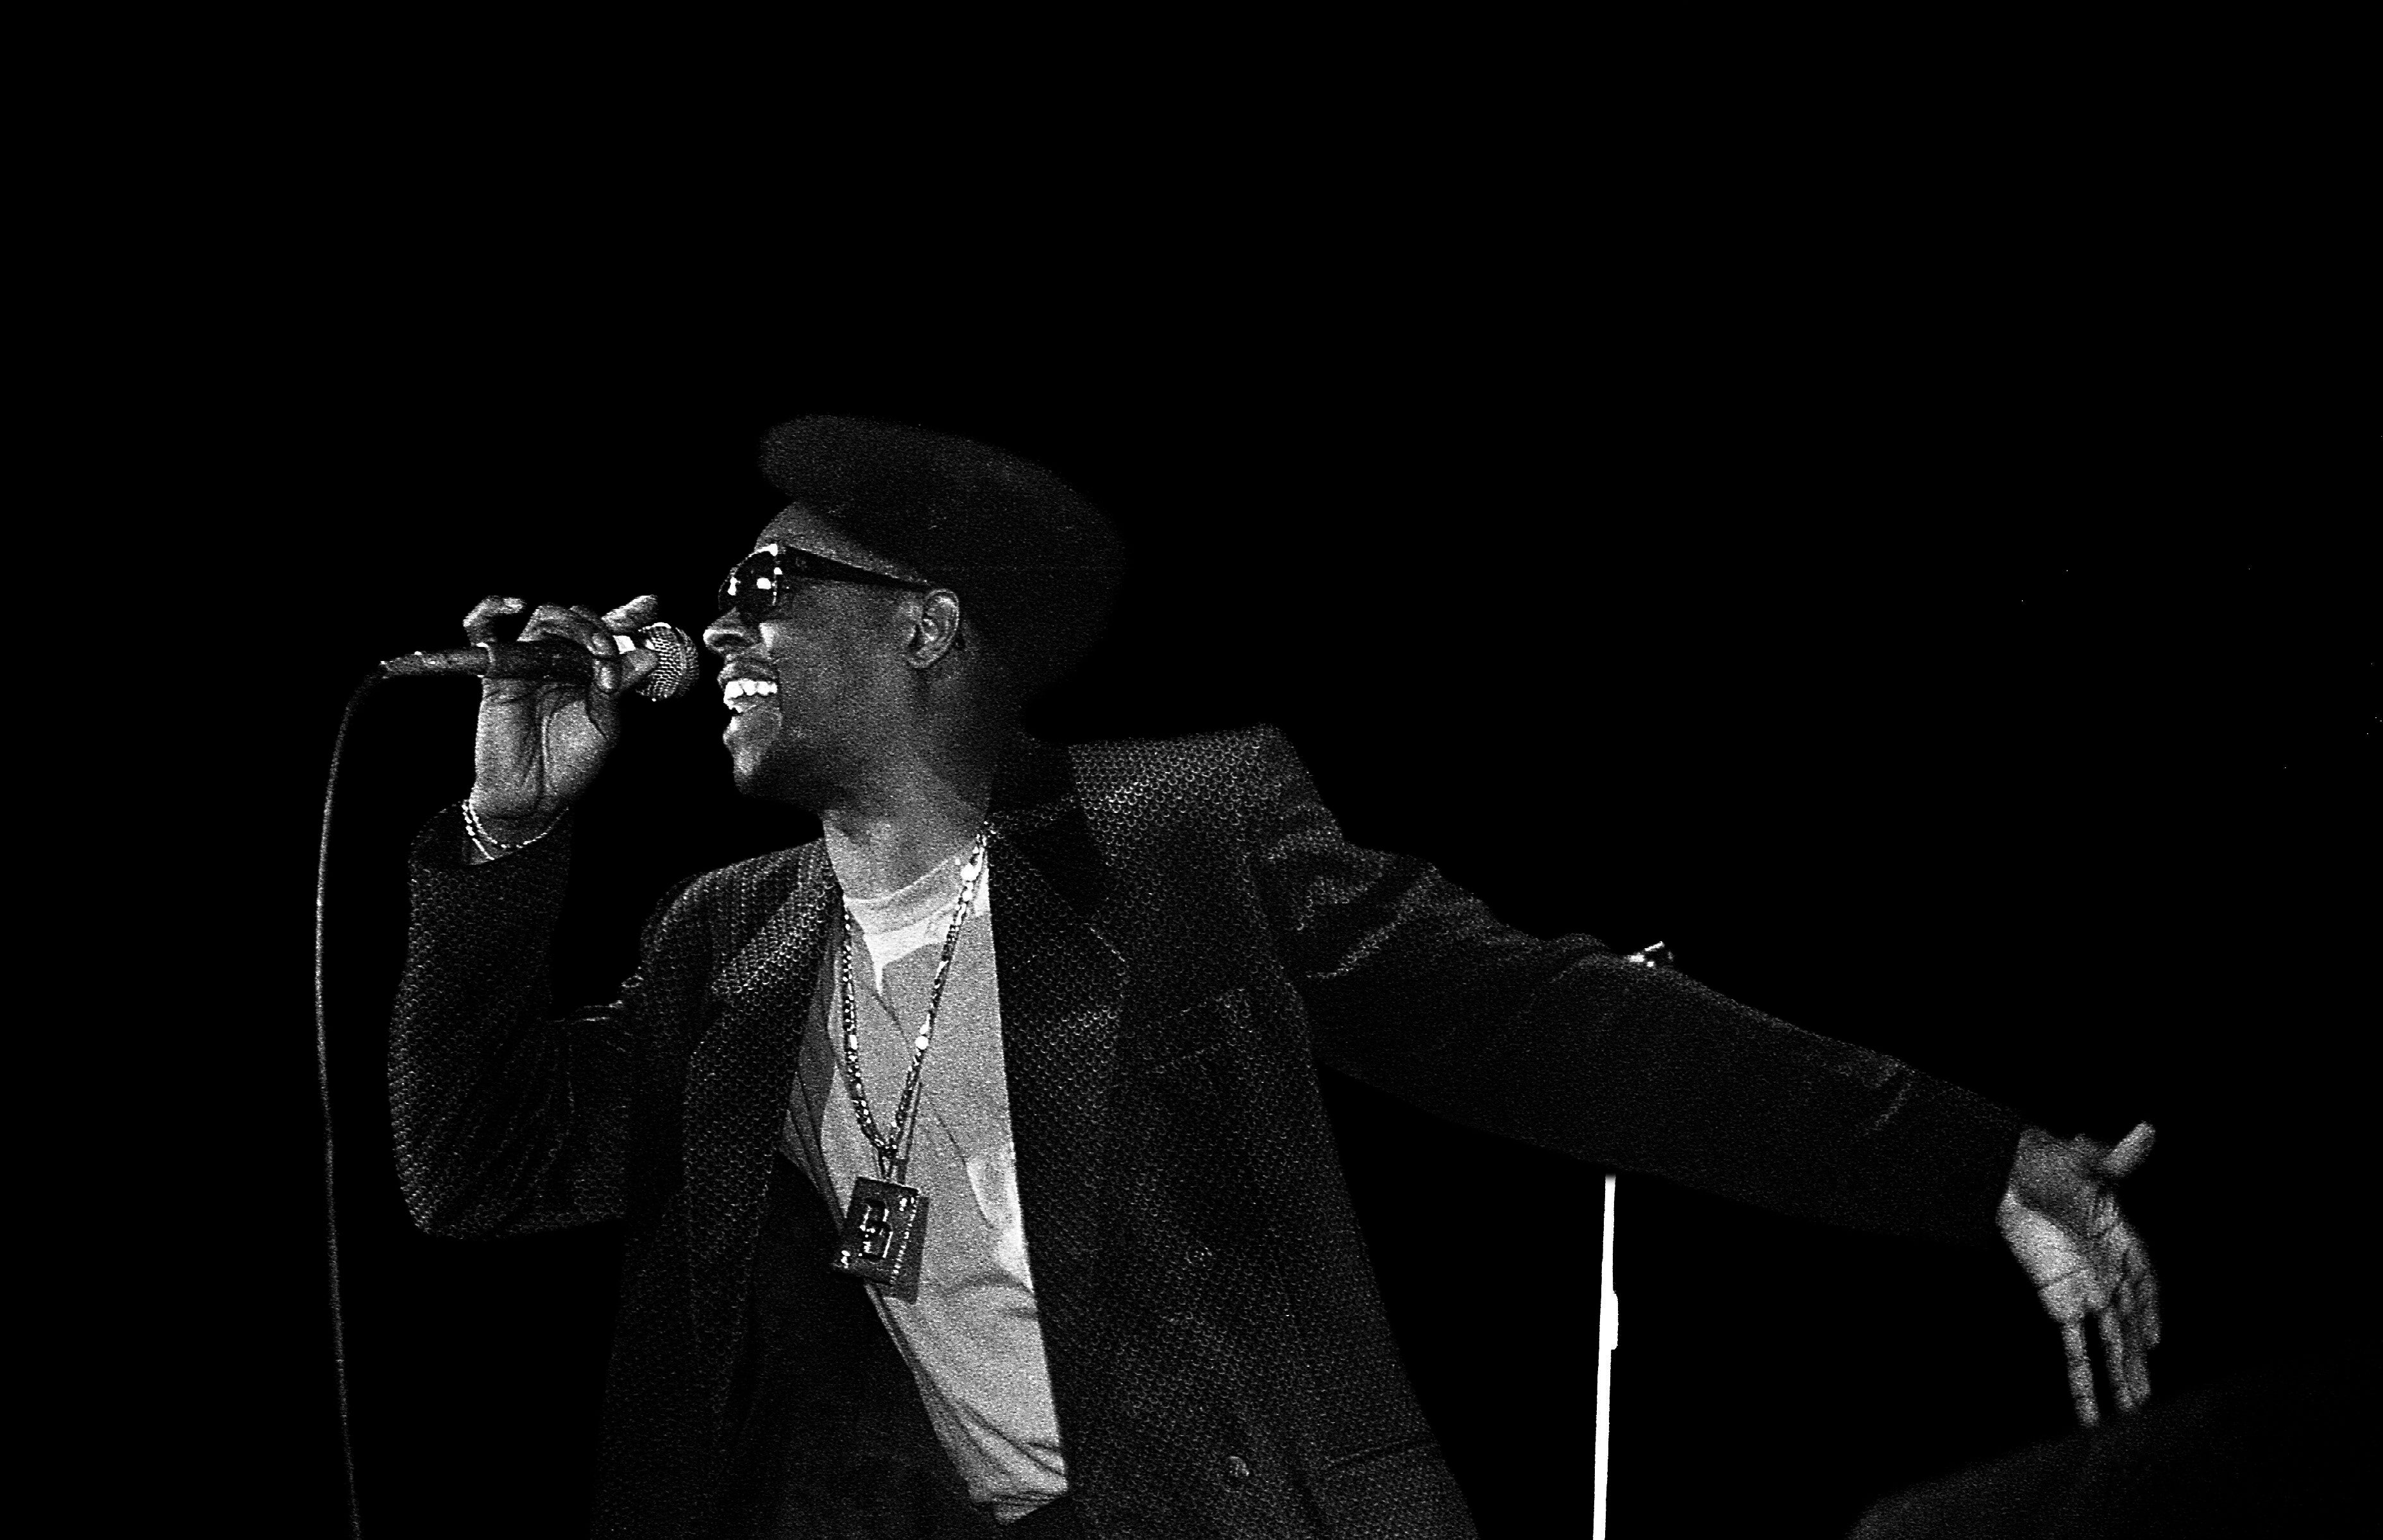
[717,544,932,626]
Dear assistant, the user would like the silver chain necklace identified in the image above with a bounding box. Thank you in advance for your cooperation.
[828,823,991,1298]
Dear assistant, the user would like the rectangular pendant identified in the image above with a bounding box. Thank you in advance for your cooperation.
[830,1176,927,1301]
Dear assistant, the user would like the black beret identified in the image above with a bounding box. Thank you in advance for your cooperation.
[758,415,1125,699]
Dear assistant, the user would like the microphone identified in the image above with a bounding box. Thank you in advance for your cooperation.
[380,621,701,701]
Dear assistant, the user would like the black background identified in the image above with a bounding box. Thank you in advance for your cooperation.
[144,96,2370,1539]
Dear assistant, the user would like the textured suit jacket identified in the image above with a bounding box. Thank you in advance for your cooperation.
[393,726,2023,1539]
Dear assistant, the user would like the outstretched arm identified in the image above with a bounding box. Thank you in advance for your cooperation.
[1240,724,2025,1250]
[1239,723,2162,1414]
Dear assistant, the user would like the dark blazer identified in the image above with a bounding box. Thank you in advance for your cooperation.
[393,726,2023,1539]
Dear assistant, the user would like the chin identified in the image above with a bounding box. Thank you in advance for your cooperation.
[732,742,829,810]
[725,741,780,799]
[728,758,788,801]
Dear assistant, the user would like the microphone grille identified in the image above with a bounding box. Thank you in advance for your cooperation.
[628,622,700,701]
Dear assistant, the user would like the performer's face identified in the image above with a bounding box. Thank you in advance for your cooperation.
[702,505,929,807]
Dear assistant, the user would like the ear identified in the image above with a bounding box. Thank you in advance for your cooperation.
[903,589,965,671]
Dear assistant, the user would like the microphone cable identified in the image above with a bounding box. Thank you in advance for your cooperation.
[315,671,382,1540]
[311,621,687,1538]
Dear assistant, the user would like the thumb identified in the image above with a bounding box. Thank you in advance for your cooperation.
[616,647,659,693]
[598,596,667,694]
[2096,1122,2156,1180]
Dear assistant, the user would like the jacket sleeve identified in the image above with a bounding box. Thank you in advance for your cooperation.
[389,805,689,1239]
[1239,725,2023,1252]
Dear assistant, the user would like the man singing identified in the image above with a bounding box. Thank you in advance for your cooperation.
[392,415,2159,1538]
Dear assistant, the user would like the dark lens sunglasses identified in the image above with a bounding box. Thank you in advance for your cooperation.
[717,545,931,626]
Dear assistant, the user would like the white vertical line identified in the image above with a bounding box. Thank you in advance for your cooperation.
[1594,1173,1618,1540]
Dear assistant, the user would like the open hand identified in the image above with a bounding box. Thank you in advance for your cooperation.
[1997,1121,2161,1426]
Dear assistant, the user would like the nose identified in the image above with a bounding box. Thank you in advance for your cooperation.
[704,607,757,658]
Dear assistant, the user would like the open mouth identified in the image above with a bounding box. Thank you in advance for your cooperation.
[723,677,780,714]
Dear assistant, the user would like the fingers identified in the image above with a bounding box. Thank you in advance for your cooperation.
[573,605,625,696]
[2124,1318,2151,1409]
[2060,1319,2100,1427]
[2101,1201,2157,1329]
[2114,1259,2157,1353]
[464,594,526,645]
[465,595,661,696]
[2096,1310,2136,1414]
[2084,1212,2158,1416]
[2116,1232,2159,1408]
[521,602,623,694]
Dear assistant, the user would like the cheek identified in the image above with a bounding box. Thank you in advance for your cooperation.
[762,623,873,699]
[767,658,839,706]
[759,619,846,680]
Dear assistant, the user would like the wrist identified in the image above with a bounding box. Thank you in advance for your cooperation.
[466,787,557,834]
[461,798,563,861]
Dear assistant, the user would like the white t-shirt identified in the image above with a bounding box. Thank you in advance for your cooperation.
[782,855,1068,1521]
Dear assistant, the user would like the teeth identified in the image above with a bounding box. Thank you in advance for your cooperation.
[722,677,780,711]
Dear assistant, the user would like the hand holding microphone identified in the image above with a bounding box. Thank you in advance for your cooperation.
[380,601,700,698]
[389,594,697,850]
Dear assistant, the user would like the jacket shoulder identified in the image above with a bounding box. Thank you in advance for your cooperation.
[1068,724,1294,826]
[641,841,821,956]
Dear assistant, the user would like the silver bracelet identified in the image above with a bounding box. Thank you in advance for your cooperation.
[461,798,559,860]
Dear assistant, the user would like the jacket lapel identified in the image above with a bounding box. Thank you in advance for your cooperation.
[985,737,1129,1352]
[687,843,837,1355]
